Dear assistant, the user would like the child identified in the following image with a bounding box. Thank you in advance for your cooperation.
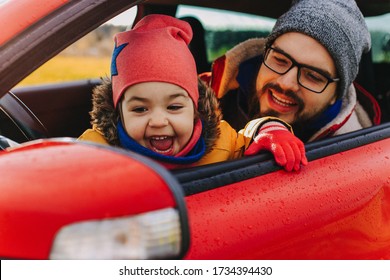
[79,14,307,171]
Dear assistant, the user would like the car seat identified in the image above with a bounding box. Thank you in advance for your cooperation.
[179,16,211,73]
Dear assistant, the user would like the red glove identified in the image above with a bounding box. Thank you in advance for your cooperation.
[244,121,308,172]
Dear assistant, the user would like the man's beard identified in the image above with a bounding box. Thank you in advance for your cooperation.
[254,82,331,141]
[258,82,326,126]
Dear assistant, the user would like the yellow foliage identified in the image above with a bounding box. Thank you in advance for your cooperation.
[18,55,111,86]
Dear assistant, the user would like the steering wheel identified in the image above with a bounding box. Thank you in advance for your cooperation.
[0,91,49,143]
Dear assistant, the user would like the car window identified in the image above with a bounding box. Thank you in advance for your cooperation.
[175,5,389,123]
[177,5,390,65]
[364,13,390,123]
[177,5,275,63]
[365,13,390,63]
[15,4,389,92]
[16,7,137,87]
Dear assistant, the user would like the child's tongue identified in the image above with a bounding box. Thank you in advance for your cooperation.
[150,137,173,152]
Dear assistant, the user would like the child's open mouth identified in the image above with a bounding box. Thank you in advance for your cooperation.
[149,136,174,155]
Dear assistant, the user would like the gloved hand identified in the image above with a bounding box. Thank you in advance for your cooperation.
[244,122,308,172]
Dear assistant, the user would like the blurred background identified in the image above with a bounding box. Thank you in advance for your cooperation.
[17,5,390,87]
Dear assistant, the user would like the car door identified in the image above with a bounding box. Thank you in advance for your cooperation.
[1,0,390,260]
[173,123,390,259]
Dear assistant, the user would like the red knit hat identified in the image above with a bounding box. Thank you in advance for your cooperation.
[111,14,199,108]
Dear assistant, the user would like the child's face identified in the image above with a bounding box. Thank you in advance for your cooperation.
[121,81,195,156]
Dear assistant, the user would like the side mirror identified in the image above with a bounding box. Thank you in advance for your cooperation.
[0,139,189,259]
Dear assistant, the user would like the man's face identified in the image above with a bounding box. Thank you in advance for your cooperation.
[256,32,339,125]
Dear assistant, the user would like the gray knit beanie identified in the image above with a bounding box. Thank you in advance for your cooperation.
[266,0,371,98]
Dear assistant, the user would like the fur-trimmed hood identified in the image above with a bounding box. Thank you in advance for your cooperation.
[89,77,221,154]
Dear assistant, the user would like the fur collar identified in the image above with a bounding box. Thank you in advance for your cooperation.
[89,77,221,154]
[213,38,267,98]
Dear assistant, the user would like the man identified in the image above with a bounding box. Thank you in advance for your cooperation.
[202,0,380,142]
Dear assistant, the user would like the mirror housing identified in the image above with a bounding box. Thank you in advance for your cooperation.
[0,139,189,259]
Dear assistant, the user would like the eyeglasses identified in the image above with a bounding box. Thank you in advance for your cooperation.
[263,47,339,93]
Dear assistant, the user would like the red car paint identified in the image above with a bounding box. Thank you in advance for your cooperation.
[0,0,69,46]
[0,140,177,259]
[184,139,390,259]
[0,0,389,260]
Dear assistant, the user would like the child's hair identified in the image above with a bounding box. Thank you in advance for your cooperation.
[90,77,119,146]
[90,77,221,154]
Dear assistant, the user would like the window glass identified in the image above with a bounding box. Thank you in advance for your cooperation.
[177,5,275,62]
[16,5,389,87]
[366,13,390,63]
[16,7,137,87]
[177,5,390,65]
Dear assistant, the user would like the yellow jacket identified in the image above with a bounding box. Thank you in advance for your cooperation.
[79,77,291,168]
[79,116,291,167]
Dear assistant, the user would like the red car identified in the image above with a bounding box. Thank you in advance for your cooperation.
[0,0,390,259]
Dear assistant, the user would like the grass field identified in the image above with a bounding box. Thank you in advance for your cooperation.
[18,55,111,86]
